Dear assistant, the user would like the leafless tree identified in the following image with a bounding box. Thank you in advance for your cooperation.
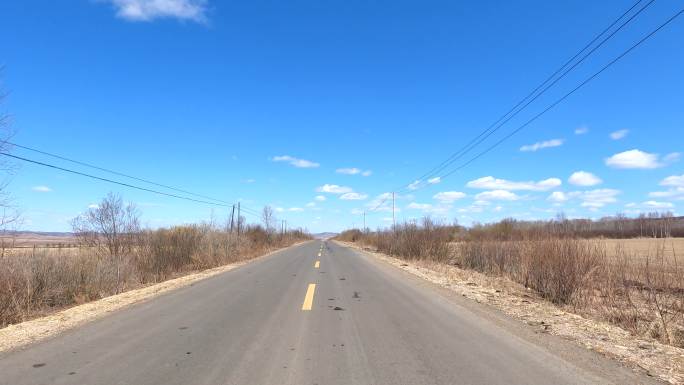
[71,192,141,293]
[0,68,19,243]
[262,205,276,234]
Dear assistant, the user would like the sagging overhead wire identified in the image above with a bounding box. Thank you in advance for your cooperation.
[393,0,656,195]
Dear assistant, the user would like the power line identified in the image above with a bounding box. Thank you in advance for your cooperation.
[3,143,268,218]
[398,0,654,193]
[439,6,684,180]
[1,152,233,207]
[6,141,233,205]
[369,2,680,214]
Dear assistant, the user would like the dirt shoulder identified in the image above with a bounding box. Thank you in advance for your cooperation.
[336,240,684,385]
[0,242,309,353]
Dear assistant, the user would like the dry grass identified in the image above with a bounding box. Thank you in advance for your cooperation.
[604,237,684,260]
[0,242,308,354]
[336,223,684,350]
[0,233,77,249]
[0,225,310,327]
[341,241,684,385]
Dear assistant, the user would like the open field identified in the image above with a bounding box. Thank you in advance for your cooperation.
[447,237,684,262]
[603,237,684,259]
[0,232,77,248]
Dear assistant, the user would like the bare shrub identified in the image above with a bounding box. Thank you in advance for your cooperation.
[336,218,683,347]
[0,203,310,327]
[135,226,204,282]
[338,217,457,262]
[592,243,684,347]
[71,193,141,294]
[459,238,601,304]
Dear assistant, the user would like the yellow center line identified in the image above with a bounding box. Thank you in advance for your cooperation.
[314,260,320,268]
[302,283,316,311]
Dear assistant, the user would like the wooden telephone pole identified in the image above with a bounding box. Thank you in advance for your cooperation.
[392,192,395,230]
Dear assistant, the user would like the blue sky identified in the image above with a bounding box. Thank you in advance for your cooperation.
[1,0,683,233]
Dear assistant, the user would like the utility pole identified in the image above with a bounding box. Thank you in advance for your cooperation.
[363,211,366,232]
[392,191,395,230]
[237,202,241,244]
[230,204,235,232]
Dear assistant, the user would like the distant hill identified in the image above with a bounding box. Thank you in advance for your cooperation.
[312,232,338,240]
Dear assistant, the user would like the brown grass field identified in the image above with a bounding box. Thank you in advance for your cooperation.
[0,232,78,248]
[603,237,684,259]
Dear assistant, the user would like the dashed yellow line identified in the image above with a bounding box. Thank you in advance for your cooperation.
[302,283,316,311]
[314,260,320,268]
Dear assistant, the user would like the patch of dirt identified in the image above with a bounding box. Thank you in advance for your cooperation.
[0,243,306,354]
[338,241,684,385]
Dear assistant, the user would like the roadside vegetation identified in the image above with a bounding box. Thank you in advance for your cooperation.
[0,193,310,327]
[335,214,684,348]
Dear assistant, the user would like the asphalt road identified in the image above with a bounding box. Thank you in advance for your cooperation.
[0,241,660,385]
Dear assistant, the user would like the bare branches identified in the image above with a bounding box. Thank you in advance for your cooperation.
[261,205,276,234]
[0,69,19,230]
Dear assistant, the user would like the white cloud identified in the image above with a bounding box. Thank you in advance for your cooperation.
[643,200,673,209]
[336,167,360,175]
[433,191,466,203]
[568,171,602,187]
[547,191,568,203]
[660,174,684,187]
[104,0,208,23]
[407,180,421,190]
[609,129,629,140]
[315,184,353,194]
[520,138,564,152]
[649,187,684,201]
[88,204,99,209]
[604,149,678,169]
[336,167,372,176]
[407,202,452,215]
[575,126,589,135]
[579,189,620,208]
[350,208,364,215]
[305,202,316,207]
[475,190,520,201]
[243,179,256,183]
[32,186,52,192]
[458,205,484,214]
[427,177,441,185]
[272,155,320,168]
[340,192,368,200]
[276,206,304,213]
[314,195,326,201]
[407,202,432,210]
[366,192,403,213]
[466,176,561,191]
